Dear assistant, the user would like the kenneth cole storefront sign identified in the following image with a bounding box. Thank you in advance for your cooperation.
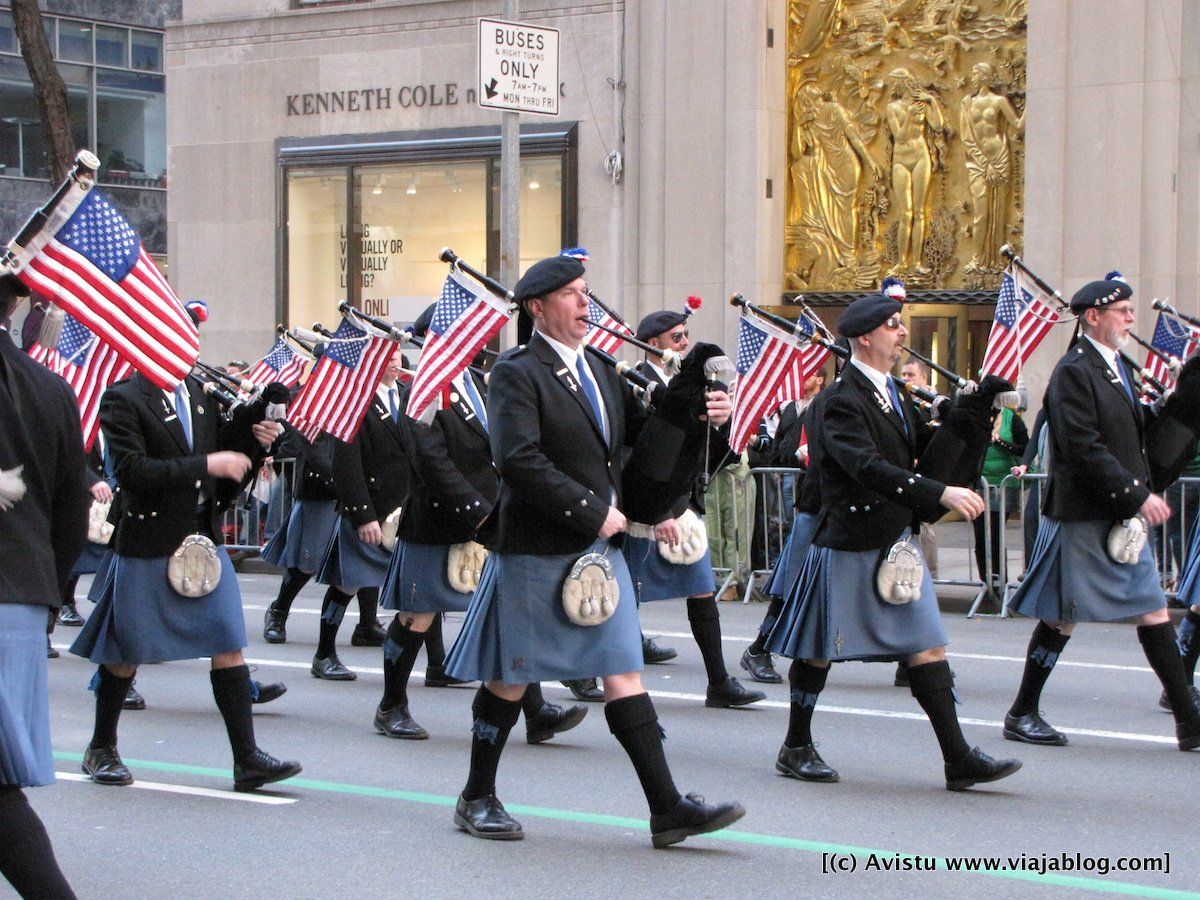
[286,83,469,115]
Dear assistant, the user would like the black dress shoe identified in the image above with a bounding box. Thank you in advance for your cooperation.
[526,702,588,744]
[374,704,429,740]
[775,743,839,782]
[649,792,745,848]
[123,684,146,711]
[705,676,766,708]
[454,794,524,840]
[351,620,386,647]
[1003,711,1067,746]
[46,639,59,660]
[425,665,473,688]
[945,747,1022,791]
[311,653,357,680]
[57,603,84,626]
[562,678,605,702]
[233,748,302,792]
[642,635,678,664]
[1159,686,1200,713]
[82,746,133,786]
[263,608,287,644]
[251,680,287,704]
[740,648,782,684]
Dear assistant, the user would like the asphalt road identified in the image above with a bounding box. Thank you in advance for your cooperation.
[21,572,1200,899]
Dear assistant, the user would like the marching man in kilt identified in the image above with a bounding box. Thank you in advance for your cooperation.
[71,304,302,792]
[1003,273,1200,751]
[374,305,586,743]
[621,307,765,707]
[310,348,408,680]
[766,291,1022,790]
[443,255,746,846]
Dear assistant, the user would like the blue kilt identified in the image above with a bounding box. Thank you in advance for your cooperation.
[262,499,338,574]
[0,605,55,787]
[622,535,715,602]
[69,549,247,665]
[1010,517,1164,623]
[72,540,110,577]
[1175,516,1200,606]
[316,515,392,593]
[380,539,473,613]
[765,512,820,599]
[86,550,115,603]
[766,535,947,662]
[445,539,644,684]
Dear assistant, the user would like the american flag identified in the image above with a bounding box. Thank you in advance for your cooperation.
[584,292,633,355]
[246,338,308,389]
[979,265,1060,383]
[728,314,804,453]
[288,315,394,442]
[406,270,512,424]
[1144,311,1199,388]
[28,310,132,451]
[13,188,198,389]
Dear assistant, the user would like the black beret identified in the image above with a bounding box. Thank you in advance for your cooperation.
[513,256,585,303]
[410,302,436,338]
[635,310,688,343]
[0,273,30,299]
[1070,273,1132,312]
[837,294,903,338]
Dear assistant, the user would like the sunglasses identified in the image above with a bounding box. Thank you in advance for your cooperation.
[666,330,689,343]
[884,315,903,330]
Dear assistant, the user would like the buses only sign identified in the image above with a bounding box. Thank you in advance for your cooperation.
[477,18,560,116]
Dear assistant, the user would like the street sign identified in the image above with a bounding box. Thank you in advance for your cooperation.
[477,17,560,116]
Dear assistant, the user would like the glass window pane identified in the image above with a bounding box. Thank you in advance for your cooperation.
[0,58,85,178]
[96,25,128,68]
[287,169,349,331]
[0,10,16,55]
[96,70,166,186]
[517,156,563,272]
[353,160,488,325]
[131,30,162,73]
[58,19,92,63]
[42,17,54,55]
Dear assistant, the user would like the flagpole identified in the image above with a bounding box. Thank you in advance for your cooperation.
[1,149,100,273]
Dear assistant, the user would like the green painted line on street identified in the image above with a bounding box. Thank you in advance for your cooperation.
[55,752,1198,898]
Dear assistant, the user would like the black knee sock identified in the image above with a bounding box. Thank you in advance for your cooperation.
[1178,609,1200,684]
[211,664,257,763]
[380,617,426,711]
[425,614,447,668]
[908,660,971,763]
[748,597,784,655]
[520,683,546,718]
[89,666,133,750]
[605,693,682,816]
[356,587,379,629]
[1009,622,1071,717]
[462,686,522,801]
[270,568,311,617]
[1139,622,1200,727]
[316,586,352,658]
[686,595,728,685]
[0,787,76,900]
[62,575,80,609]
[785,660,829,748]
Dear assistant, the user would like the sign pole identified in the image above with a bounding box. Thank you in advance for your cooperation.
[499,0,520,323]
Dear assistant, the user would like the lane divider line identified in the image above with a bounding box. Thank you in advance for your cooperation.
[54,770,296,804]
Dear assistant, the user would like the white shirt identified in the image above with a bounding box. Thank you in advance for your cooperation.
[646,359,671,386]
[850,356,896,410]
[537,330,609,439]
[1082,334,1123,376]
[376,380,401,416]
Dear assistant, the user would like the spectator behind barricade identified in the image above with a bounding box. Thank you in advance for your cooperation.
[227,359,251,378]
[1012,404,1046,576]
[1156,440,1200,592]
[901,357,939,577]
[705,440,755,602]
[749,411,784,584]
[976,403,1028,603]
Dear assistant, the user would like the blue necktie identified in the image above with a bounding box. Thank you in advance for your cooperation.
[463,375,488,432]
[173,384,193,450]
[575,355,607,443]
[886,378,909,436]
[388,387,399,422]
[1115,359,1135,403]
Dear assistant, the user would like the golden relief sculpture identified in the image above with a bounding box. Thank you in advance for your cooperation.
[785,0,1027,292]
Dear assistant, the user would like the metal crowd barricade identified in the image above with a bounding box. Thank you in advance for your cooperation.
[741,466,804,603]
[221,457,298,554]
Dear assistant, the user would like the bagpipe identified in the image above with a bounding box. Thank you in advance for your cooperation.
[443,249,734,525]
[191,361,291,424]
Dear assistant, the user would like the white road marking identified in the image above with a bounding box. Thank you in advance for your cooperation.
[56,772,297,804]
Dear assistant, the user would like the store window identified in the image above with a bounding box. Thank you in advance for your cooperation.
[0,56,88,179]
[281,126,575,332]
